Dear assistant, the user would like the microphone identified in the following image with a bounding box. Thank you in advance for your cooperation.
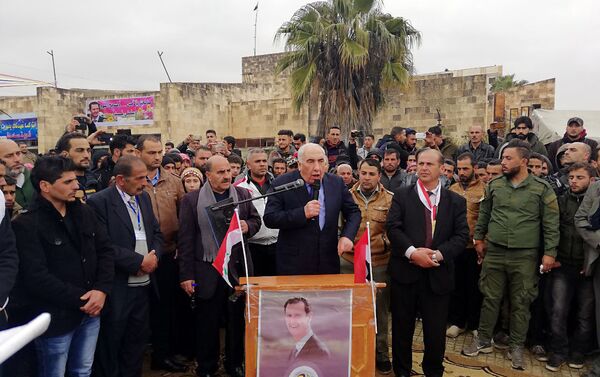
[311,180,320,201]
[273,178,305,192]
[310,181,320,222]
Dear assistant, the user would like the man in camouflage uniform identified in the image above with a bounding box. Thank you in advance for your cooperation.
[462,139,560,371]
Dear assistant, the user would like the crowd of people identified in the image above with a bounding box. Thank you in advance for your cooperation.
[1,114,600,377]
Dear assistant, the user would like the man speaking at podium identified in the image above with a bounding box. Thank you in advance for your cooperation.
[386,148,469,377]
[264,143,361,275]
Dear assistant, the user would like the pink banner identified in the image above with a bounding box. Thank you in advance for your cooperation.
[86,96,154,126]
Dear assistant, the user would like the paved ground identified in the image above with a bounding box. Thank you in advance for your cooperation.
[143,322,591,376]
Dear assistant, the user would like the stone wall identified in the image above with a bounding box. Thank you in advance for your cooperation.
[373,67,501,145]
[0,54,555,152]
[503,79,555,126]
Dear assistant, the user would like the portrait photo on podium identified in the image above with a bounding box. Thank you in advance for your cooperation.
[257,290,352,377]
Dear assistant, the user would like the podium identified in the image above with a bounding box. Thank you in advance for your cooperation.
[239,274,385,377]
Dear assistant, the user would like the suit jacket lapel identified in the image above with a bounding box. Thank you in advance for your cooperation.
[432,188,448,244]
[323,174,335,225]
[409,186,427,246]
[110,187,134,237]
[139,194,155,250]
[296,170,312,204]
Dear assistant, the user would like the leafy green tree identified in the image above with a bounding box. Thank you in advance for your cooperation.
[275,0,421,137]
[490,74,529,92]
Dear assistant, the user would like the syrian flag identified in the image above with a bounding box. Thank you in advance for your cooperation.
[212,210,243,288]
[353,228,372,283]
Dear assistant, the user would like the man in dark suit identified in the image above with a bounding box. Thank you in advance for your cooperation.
[178,155,261,377]
[264,143,361,275]
[284,297,330,364]
[386,148,469,377]
[87,156,163,377]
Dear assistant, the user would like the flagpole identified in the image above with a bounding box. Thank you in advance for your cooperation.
[236,207,252,323]
[253,2,259,56]
[366,222,378,334]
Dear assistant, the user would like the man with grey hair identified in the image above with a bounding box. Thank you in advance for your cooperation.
[264,143,361,275]
[0,139,34,208]
[234,148,279,276]
[178,155,261,377]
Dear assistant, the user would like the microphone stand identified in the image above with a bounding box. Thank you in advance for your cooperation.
[210,183,304,211]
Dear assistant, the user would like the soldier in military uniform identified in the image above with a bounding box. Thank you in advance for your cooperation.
[462,139,560,371]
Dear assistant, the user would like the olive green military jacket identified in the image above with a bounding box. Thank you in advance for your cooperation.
[474,173,559,257]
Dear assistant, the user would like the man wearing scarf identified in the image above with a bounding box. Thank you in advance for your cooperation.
[178,155,261,377]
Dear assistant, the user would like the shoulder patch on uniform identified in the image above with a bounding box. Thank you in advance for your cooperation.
[532,174,554,189]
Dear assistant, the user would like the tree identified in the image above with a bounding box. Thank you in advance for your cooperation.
[490,74,529,92]
[275,0,421,138]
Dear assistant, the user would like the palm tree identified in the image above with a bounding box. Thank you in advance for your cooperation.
[275,0,421,137]
[490,74,529,92]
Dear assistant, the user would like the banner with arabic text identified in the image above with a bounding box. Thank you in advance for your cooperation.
[85,96,154,126]
[0,115,38,140]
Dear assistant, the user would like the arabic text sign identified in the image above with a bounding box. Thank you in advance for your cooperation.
[86,96,154,126]
[0,118,38,140]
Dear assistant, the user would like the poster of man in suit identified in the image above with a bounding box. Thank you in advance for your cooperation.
[257,290,352,377]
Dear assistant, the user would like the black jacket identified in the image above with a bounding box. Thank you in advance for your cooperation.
[386,184,469,295]
[177,187,261,299]
[12,196,114,337]
[0,207,18,307]
[381,169,408,192]
[264,171,361,275]
[547,135,598,171]
[456,142,496,163]
[87,187,163,307]
[95,157,117,191]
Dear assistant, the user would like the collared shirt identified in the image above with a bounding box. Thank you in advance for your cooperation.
[405,179,441,259]
[294,329,314,357]
[116,186,135,207]
[149,169,160,187]
[16,172,25,188]
[357,184,379,202]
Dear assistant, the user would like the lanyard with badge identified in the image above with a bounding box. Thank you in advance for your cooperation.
[417,179,439,236]
[123,193,146,241]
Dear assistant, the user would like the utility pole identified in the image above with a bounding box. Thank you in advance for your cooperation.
[46,50,57,88]
[157,51,173,83]
[253,2,259,56]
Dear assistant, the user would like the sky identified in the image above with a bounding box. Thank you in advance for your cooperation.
[1,0,599,110]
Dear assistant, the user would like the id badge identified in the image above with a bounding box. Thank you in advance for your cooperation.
[135,229,146,241]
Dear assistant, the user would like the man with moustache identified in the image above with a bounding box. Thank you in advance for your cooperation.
[380,149,407,192]
[87,156,163,377]
[446,153,486,338]
[0,139,34,208]
[463,139,559,371]
[456,126,496,163]
[178,155,261,377]
[56,132,99,200]
[386,148,469,377]
[135,135,187,373]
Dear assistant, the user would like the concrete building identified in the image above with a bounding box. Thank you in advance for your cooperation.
[0,53,554,152]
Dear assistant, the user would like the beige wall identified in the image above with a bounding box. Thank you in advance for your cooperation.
[0,53,555,152]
